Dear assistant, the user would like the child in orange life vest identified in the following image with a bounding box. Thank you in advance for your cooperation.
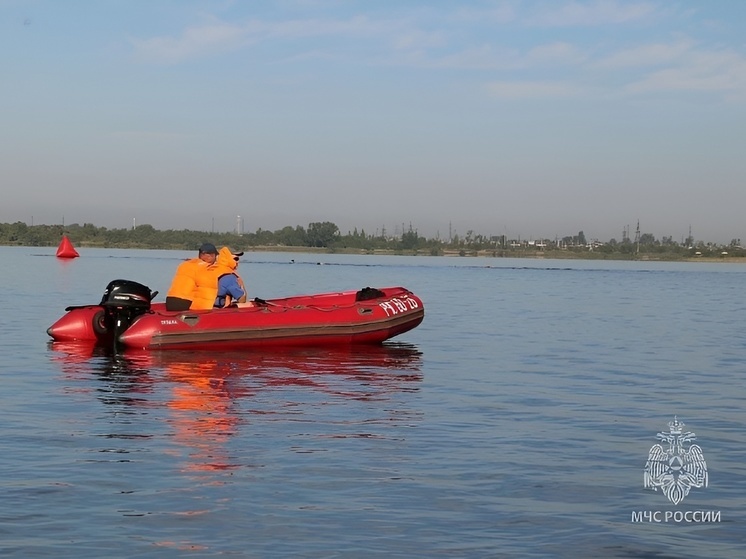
[214,247,247,308]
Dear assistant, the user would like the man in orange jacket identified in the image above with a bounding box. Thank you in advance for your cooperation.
[165,243,219,311]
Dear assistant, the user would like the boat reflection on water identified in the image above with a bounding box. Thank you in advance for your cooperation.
[49,342,423,390]
[49,342,423,473]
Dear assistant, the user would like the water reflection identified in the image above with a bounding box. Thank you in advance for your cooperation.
[50,342,156,407]
[49,342,423,473]
[49,342,423,392]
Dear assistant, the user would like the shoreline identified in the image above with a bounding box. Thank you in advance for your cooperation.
[5,242,745,263]
[243,245,746,263]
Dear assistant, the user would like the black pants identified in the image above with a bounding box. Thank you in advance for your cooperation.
[165,296,191,311]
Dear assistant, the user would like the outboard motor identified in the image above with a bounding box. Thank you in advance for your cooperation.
[98,279,157,344]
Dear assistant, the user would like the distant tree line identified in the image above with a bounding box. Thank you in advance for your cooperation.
[0,221,743,259]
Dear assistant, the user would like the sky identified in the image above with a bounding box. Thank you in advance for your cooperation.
[2,0,745,244]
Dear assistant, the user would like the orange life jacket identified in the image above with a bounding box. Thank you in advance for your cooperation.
[214,247,246,300]
[166,258,218,310]
[215,247,238,275]
[190,262,220,310]
[166,258,205,301]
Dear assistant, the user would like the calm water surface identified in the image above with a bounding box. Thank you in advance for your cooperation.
[1,246,745,558]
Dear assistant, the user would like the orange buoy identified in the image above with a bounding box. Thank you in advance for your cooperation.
[56,235,80,258]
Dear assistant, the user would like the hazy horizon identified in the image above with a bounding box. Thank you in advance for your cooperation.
[3,1,745,244]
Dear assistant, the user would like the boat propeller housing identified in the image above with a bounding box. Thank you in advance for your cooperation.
[100,279,156,310]
[98,279,157,342]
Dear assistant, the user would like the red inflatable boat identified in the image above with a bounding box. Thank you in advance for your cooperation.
[47,280,425,350]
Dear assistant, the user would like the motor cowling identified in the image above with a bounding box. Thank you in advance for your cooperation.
[100,279,154,310]
[98,279,157,344]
